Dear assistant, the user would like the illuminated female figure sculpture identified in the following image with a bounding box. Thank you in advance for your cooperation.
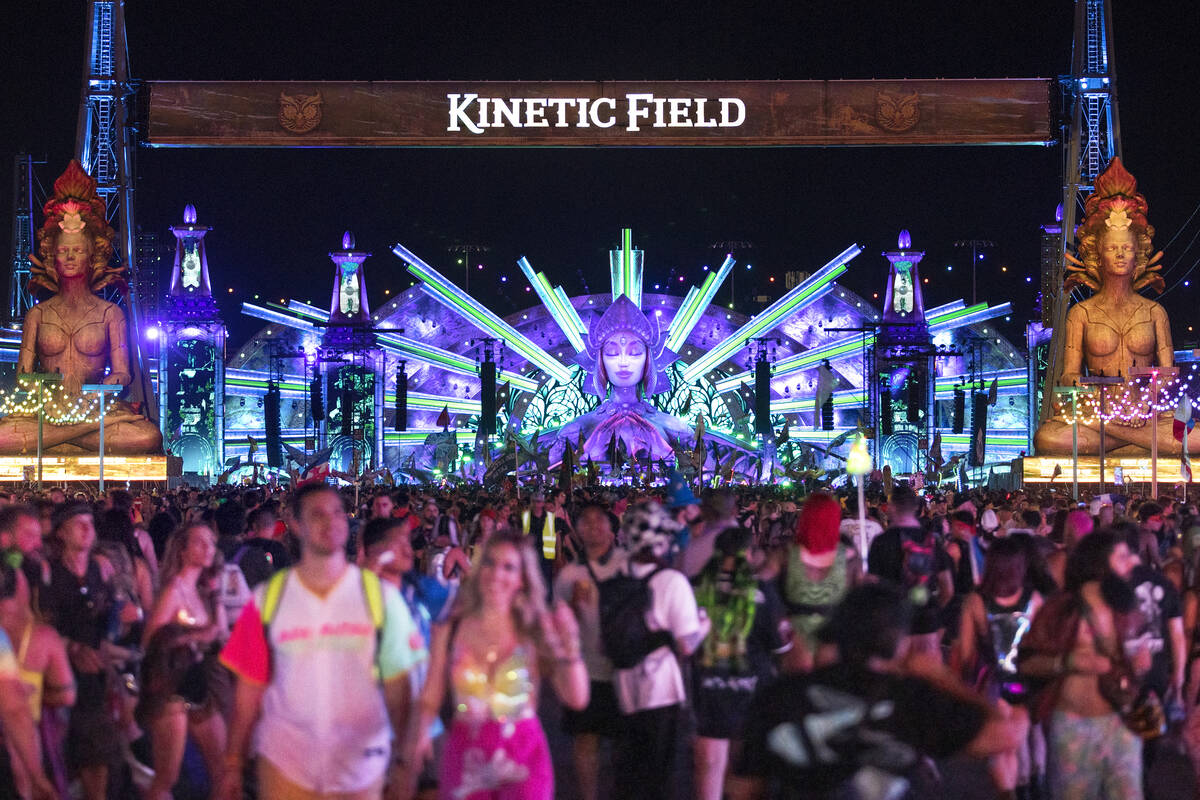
[0,161,162,454]
[1034,158,1196,455]
[554,295,691,464]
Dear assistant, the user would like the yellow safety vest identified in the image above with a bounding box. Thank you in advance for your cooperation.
[522,509,557,560]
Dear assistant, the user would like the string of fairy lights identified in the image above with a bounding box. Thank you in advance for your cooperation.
[0,381,103,425]
[1055,362,1200,424]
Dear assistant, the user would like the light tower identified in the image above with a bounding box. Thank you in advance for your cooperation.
[321,232,383,474]
[8,154,38,324]
[76,0,156,420]
[1041,0,1122,423]
[159,205,226,478]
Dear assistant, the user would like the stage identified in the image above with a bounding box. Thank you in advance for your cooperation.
[1020,455,1188,486]
[0,455,181,483]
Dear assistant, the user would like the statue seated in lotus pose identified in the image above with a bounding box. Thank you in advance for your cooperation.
[0,161,162,454]
[1034,158,1197,455]
[552,294,692,465]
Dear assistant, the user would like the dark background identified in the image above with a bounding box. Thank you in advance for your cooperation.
[3,1,1198,349]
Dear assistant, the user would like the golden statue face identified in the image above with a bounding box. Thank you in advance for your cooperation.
[1099,227,1136,278]
[601,329,648,389]
[53,230,91,281]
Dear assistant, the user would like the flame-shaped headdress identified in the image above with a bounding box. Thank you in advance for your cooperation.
[583,294,677,397]
[29,160,125,294]
[1065,157,1163,294]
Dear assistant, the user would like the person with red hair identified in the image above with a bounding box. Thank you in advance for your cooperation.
[780,493,858,671]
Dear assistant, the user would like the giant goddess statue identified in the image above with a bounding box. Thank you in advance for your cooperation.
[552,294,692,464]
[0,161,162,454]
[1034,158,1196,455]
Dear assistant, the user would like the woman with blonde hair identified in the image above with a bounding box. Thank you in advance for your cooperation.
[138,523,228,800]
[408,530,587,799]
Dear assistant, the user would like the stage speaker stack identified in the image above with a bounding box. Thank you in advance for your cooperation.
[265,383,282,468]
[310,375,325,422]
[969,392,988,467]
[952,386,965,434]
[480,360,497,436]
[340,385,353,437]
[754,358,772,435]
[821,397,835,431]
[880,386,893,436]
[906,372,923,424]
[395,365,408,431]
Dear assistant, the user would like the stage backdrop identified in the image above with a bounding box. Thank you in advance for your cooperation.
[147,79,1051,148]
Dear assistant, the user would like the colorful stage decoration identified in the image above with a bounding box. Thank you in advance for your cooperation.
[0,161,162,455]
[224,226,1025,484]
[159,204,226,475]
[1037,158,1200,456]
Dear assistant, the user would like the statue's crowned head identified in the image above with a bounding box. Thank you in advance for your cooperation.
[31,160,125,294]
[1067,157,1163,294]
[585,294,675,397]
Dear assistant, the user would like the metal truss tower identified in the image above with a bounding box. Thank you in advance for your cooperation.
[8,154,37,323]
[76,0,156,417]
[1041,0,1121,422]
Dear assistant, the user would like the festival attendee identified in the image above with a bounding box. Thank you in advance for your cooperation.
[782,492,855,671]
[218,483,426,800]
[362,516,449,797]
[0,506,49,609]
[692,527,792,800]
[138,523,228,800]
[680,490,738,578]
[370,491,396,521]
[0,624,56,800]
[38,504,121,800]
[0,561,73,799]
[1046,509,1094,588]
[233,503,291,589]
[553,503,628,800]
[409,530,587,800]
[1019,530,1151,799]
[867,485,954,658]
[730,583,1028,800]
[1121,525,1186,780]
[612,501,710,799]
[521,492,567,592]
[951,537,1044,796]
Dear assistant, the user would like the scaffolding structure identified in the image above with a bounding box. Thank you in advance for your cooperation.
[1041,0,1122,423]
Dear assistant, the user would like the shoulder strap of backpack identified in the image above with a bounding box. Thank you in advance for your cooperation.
[261,567,290,626]
[360,568,387,683]
[260,567,291,678]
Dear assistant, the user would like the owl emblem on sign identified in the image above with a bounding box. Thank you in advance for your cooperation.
[278,91,323,134]
[875,91,920,133]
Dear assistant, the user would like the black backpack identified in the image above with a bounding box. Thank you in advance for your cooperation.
[585,561,675,669]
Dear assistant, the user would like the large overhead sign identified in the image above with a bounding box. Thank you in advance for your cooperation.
[147,80,1051,147]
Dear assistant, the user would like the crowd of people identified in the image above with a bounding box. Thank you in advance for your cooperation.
[0,476,1198,799]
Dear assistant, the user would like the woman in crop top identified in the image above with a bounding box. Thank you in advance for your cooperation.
[0,560,75,798]
[408,530,588,800]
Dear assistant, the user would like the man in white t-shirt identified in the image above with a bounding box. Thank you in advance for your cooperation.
[218,484,426,800]
[553,503,628,800]
[612,501,710,799]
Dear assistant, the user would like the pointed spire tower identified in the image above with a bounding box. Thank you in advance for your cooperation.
[318,231,382,474]
[878,229,930,347]
[322,230,374,349]
[159,203,226,477]
[165,204,218,318]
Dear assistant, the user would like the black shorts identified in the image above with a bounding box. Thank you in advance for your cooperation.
[692,671,759,739]
[562,680,624,738]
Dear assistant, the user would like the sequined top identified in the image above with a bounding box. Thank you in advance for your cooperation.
[450,642,537,723]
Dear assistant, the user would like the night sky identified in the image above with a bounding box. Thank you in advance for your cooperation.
[4,1,1199,351]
